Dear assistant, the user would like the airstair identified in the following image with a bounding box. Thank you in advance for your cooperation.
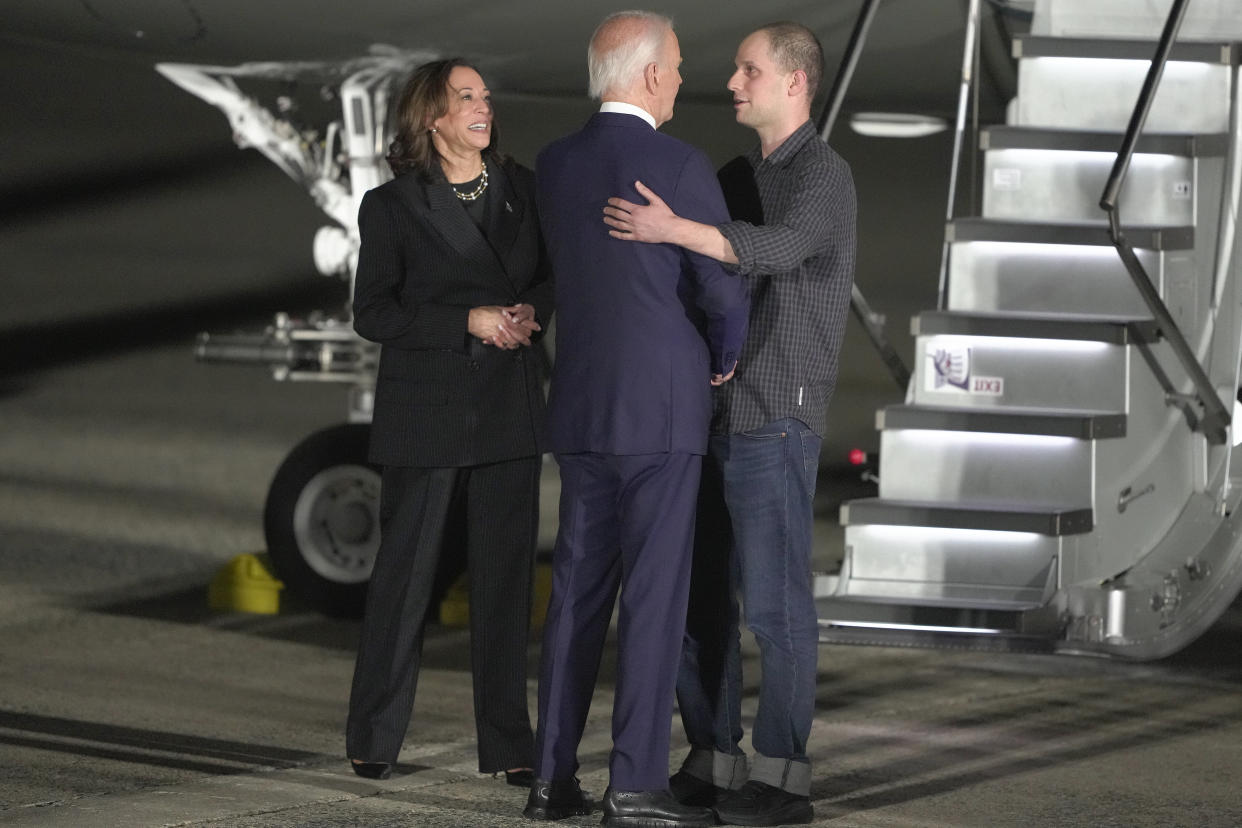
[818,0,1242,659]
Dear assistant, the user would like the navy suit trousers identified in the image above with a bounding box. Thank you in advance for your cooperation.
[534,451,701,791]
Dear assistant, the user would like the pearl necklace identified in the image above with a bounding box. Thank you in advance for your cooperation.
[453,161,489,202]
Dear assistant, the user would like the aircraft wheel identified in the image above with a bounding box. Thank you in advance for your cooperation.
[264,423,380,617]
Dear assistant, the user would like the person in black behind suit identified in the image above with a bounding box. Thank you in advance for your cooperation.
[345,58,553,788]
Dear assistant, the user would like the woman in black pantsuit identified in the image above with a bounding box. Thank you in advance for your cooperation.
[345,58,552,785]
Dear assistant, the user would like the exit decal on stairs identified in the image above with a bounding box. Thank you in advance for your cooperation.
[927,346,1004,396]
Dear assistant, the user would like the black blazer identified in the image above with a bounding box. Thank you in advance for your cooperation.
[353,157,553,467]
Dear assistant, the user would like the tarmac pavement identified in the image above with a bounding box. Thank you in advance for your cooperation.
[1,338,1241,827]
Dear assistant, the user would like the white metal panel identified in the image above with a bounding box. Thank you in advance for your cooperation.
[840,524,1060,609]
[1035,0,1242,40]
[912,335,1128,411]
[982,149,1200,225]
[879,428,1094,506]
[1016,58,1231,132]
[947,241,1160,317]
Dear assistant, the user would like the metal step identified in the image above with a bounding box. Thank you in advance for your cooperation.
[842,498,1093,534]
[878,403,1128,505]
[814,588,1054,648]
[981,126,1229,156]
[816,614,1054,653]
[946,218,1194,249]
[878,404,1127,439]
[981,130,1216,225]
[1013,37,1236,132]
[945,219,1194,318]
[947,241,1172,318]
[911,312,1150,411]
[879,427,1096,507]
[837,499,1081,609]
[913,310,1159,344]
[1035,0,1242,42]
[1014,36,1239,63]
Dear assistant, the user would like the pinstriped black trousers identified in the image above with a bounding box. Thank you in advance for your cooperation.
[346,457,539,773]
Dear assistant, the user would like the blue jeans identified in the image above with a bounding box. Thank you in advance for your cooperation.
[676,418,821,796]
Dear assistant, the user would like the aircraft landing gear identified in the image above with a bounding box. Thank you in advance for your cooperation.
[263,423,380,617]
[162,54,415,614]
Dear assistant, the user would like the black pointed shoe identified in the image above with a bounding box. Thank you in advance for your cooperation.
[523,777,592,820]
[601,788,715,827]
[350,759,392,780]
[712,780,812,826]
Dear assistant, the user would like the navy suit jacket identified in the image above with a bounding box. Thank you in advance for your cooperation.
[536,112,749,456]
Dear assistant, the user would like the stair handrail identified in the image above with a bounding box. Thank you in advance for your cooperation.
[818,0,882,142]
[936,0,983,309]
[814,0,914,392]
[1098,0,1231,445]
[817,0,912,391]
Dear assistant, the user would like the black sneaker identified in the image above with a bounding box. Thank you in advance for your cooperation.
[713,780,812,826]
[669,770,721,807]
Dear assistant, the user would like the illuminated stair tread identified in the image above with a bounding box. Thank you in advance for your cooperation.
[981,126,1229,156]
[841,498,1093,535]
[878,404,1126,438]
[814,599,1027,633]
[913,310,1160,343]
[1014,35,1239,63]
[947,218,1193,248]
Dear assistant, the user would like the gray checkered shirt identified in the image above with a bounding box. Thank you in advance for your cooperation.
[713,120,857,438]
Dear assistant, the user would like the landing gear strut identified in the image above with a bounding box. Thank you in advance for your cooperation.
[159,54,420,613]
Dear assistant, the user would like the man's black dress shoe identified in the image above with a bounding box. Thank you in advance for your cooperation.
[712,780,812,826]
[350,760,392,780]
[669,770,722,807]
[523,777,592,820]
[601,788,715,827]
[504,768,535,788]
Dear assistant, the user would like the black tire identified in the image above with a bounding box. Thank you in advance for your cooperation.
[264,423,380,617]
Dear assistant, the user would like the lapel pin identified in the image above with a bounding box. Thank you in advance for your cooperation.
[505,201,513,213]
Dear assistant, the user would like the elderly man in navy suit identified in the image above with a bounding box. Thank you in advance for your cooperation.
[604,22,858,827]
[522,11,749,828]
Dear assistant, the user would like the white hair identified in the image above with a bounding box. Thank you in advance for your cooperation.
[587,11,673,100]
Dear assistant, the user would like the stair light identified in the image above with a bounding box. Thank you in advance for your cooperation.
[850,112,948,138]
[825,620,1004,635]
[1021,57,1226,133]
[853,524,1045,545]
[959,242,1126,261]
[990,147,1191,173]
[890,429,1079,449]
[926,334,1112,352]
[1029,56,1218,87]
